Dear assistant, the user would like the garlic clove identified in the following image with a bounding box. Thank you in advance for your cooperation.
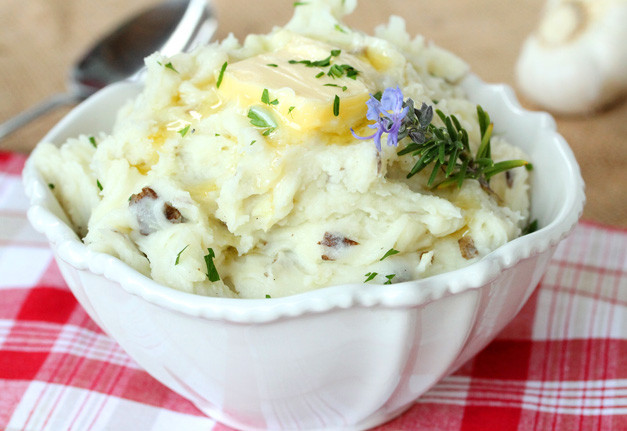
[516,0,627,114]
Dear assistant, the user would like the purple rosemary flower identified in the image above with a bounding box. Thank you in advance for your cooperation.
[352,86,409,151]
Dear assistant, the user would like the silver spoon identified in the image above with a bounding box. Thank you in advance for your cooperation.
[0,0,216,141]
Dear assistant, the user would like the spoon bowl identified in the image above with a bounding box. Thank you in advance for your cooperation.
[0,0,215,141]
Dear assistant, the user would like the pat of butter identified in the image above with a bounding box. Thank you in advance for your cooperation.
[218,35,376,134]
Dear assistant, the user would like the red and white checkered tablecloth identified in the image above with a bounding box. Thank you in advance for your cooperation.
[1,150,626,431]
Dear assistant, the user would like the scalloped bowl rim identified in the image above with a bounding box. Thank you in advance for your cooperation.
[23,74,585,323]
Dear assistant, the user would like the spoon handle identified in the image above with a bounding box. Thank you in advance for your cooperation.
[0,92,82,142]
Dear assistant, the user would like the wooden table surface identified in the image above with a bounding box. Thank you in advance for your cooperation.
[1,0,625,226]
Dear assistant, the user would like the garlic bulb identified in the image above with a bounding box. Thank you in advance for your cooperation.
[516,0,627,114]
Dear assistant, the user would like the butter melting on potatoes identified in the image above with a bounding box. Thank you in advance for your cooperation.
[318,232,359,261]
[129,187,183,235]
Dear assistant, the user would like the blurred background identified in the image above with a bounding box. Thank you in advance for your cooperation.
[1,0,625,226]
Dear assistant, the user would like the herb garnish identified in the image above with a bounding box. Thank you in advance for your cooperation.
[289,50,340,68]
[261,88,279,106]
[250,140,256,145]
[248,107,277,136]
[293,1,308,5]
[522,219,539,235]
[324,83,348,91]
[48,183,55,190]
[364,272,378,282]
[288,106,296,116]
[333,95,340,116]
[364,272,396,284]
[178,125,191,137]
[204,248,220,282]
[89,136,97,148]
[216,61,227,88]
[380,248,400,260]
[266,63,278,68]
[175,245,189,265]
[353,87,529,190]
[334,24,347,33]
[96,180,103,191]
[351,87,406,151]
[289,49,359,80]
[327,63,358,80]
[265,294,272,298]
[400,104,529,188]
[159,61,179,73]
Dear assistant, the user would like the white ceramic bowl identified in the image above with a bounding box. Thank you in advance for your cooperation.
[23,75,584,431]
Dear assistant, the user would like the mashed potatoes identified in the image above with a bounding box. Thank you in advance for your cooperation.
[33,0,530,298]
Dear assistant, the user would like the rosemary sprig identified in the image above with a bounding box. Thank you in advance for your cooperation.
[398,103,529,189]
[352,87,531,191]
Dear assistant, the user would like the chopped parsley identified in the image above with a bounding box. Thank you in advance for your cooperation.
[204,248,220,282]
[175,245,189,265]
[289,49,359,81]
[384,274,396,285]
[380,248,400,260]
[164,62,179,73]
[89,136,97,148]
[522,219,539,235]
[248,107,277,135]
[334,24,347,33]
[293,1,308,6]
[333,95,340,116]
[324,83,347,91]
[327,63,359,80]
[96,180,103,191]
[250,140,256,145]
[364,272,378,282]
[288,106,296,116]
[216,61,228,88]
[178,125,191,137]
[327,64,359,79]
[289,49,341,68]
[266,63,278,68]
[261,88,279,106]
[265,294,271,298]
[48,183,55,190]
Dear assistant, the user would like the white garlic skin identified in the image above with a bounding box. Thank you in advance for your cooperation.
[516,0,627,114]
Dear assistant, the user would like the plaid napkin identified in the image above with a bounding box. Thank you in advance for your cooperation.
[1,150,626,431]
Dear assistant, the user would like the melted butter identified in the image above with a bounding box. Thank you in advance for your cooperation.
[133,163,150,175]
[147,124,168,147]
[188,110,203,120]
[166,119,191,132]
[132,154,160,175]
[187,181,219,203]
[217,34,378,137]
[364,47,393,71]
